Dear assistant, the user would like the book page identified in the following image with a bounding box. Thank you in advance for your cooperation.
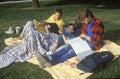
[68,37,94,59]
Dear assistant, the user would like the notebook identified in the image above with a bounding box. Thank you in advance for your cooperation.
[46,23,59,34]
[68,37,94,59]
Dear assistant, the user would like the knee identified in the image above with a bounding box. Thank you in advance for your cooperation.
[66,44,72,49]
[68,49,76,56]
[26,21,34,26]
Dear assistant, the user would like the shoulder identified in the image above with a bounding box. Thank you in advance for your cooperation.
[49,14,55,18]
[59,19,64,23]
[56,18,65,25]
[93,18,104,26]
[46,14,55,22]
[82,23,87,28]
[94,18,103,24]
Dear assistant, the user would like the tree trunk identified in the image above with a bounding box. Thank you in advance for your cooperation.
[32,0,40,8]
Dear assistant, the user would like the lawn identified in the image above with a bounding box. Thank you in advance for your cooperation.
[0,0,120,79]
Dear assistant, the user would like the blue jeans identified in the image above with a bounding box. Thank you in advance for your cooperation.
[50,38,95,65]
[58,35,65,46]
[50,44,76,65]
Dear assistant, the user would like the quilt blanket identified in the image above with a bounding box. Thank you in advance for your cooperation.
[27,40,120,79]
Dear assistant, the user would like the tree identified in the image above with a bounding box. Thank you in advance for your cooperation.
[32,0,40,8]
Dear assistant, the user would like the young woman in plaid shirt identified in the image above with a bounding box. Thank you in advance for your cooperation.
[79,8,104,50]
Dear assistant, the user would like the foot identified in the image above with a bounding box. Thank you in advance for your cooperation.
[18,37,23,40]
[15,26,22,34]
[36,53,52,68]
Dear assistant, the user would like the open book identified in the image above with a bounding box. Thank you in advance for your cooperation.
[46,23,59,34]
[68,37,94,59]
[34,19,60,34]
[33,19,45,33]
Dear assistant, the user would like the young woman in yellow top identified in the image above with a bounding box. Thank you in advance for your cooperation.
[46,9,64,31]
[36,9,65,33]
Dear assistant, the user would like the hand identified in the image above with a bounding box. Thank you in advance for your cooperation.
[58,30,63,35]
[80,34,87,38]
[39,21,46,26]
[45,25,50,33]
[80,34,91,41]
[86,36,90,41]
[18,37,23,40]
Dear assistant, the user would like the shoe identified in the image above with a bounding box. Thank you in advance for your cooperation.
[36,52,52,68]
[15,26,22,34]
[5,26,14,34]
[45,51,53,55]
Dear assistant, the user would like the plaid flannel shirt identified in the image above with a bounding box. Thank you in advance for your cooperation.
[81,17,104,50]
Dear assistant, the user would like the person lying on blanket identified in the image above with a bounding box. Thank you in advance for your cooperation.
[67,20,81,37]
[39,8,105,66]
[58,22,79,46]
[64,21,80,37]
[0,20,76,68]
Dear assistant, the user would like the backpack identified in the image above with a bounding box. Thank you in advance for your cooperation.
[77,51,114,72]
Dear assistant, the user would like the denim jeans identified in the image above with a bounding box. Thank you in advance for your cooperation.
[50,38,95,65]
[58,35,65,46]
[50,44,76,65]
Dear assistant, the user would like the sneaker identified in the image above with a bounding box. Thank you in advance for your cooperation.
[45,51,53,55]
[15,26,22,34]
[36,52,52,68]
[5,26,14,34]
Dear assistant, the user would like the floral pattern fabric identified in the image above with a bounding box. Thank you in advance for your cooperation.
[0,21,59,68]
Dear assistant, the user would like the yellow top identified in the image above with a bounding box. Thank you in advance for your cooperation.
[46,14,65,31]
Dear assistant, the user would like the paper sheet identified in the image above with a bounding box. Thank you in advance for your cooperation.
[68,37,94,59]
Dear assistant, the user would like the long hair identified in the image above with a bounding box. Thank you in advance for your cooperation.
[78,8,94,20]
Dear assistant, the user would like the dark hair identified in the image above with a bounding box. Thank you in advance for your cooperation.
[65,23,76,30]
[69,20,77,26]
[78,8,94,20]
[55,8,63,15]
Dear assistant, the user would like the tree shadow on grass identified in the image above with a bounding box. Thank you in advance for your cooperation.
[40,0,120,9]
[39,0,86,7]
[105,29,120,44]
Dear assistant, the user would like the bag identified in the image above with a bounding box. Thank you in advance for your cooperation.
[77,51,114,72]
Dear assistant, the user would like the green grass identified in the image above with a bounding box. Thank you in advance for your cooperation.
[0,1,120,79]
[0,62,53,79]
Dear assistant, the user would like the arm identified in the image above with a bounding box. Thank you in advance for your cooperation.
[90,20,104,50]
[79,23,90,40]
